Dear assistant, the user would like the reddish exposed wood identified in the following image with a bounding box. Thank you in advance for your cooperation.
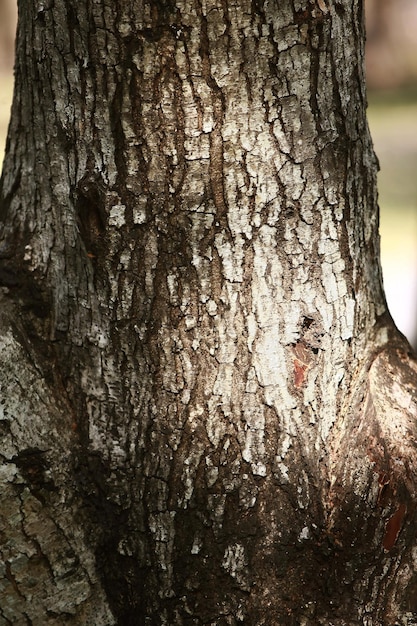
[383,503,407,551]
[294,358,308,387]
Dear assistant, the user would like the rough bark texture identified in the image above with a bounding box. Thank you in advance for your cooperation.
[1,1,417,624]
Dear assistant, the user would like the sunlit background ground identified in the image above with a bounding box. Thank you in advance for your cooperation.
[1,0,417,346]
[368,92,417,346]
[0,75,12,165]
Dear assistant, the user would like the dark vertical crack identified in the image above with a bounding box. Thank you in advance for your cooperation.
[198,11,228,230]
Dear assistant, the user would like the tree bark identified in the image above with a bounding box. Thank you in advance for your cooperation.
[1,1,416,624]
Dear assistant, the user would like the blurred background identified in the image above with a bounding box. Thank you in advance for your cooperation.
[366,0,417,348]
[0,0,417,346]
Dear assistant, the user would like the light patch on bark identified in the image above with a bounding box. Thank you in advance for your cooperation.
[222,543,250,591]
[241,396,266,476]
[191,533,203,555]
[214,232,244,283]
[108,203,126,227]
[298,526,310,541]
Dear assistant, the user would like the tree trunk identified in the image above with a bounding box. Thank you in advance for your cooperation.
[1,1,416,624]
